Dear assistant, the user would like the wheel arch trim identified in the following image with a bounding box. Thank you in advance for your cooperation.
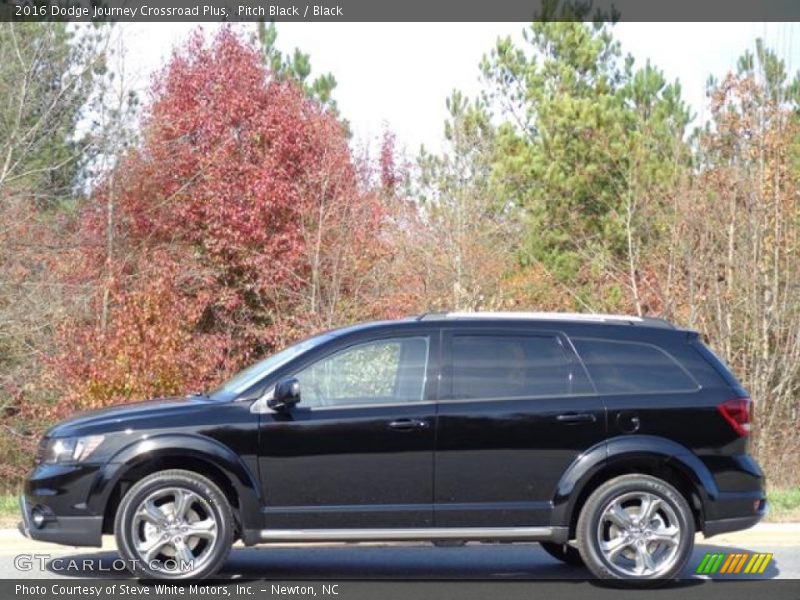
[551,435,718,530]
[88,433,262,528]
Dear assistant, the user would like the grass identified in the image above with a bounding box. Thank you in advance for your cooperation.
[766,487,800,522]
[0,495,17,528]
[0,488,797,529]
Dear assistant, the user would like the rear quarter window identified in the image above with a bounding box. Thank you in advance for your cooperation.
[690,341,745,389]
[571,337,699,394]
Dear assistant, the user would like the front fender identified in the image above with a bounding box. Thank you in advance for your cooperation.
[550,435,718,529]
[86,433,262,529]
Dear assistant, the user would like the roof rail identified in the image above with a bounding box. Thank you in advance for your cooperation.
[415,312,448,321]
[415,311,675,329]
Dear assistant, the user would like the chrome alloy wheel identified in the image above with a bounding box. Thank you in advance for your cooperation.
[130,487,219,575]
[596,491,681,577]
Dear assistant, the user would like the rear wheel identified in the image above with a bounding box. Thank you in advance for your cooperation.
[114,469,233,579]
[576,474,694,586]
[539,541,584,566]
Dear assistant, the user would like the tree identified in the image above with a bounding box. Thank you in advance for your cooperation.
[412,91,516,310]
[667,41,800,484]
[0,23,113,483]
[256,22,340,116]
[480,22,691,303]
[53,28,388,412]
[0,23,108,204]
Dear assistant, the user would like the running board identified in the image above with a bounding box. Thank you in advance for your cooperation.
[255,526,566,543]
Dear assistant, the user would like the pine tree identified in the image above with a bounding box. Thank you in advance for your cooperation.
[480,22,691,282]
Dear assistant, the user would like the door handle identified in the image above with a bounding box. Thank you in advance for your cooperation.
[388,418,429,431]
[556,412,597,424]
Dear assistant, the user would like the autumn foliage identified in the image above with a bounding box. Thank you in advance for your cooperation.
[52,29,393,412]
[2,24,799,490]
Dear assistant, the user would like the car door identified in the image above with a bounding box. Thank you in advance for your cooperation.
[257,331,439,529]
[434,328,606,527]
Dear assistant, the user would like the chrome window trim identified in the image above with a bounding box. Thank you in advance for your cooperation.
[250,392,437,414]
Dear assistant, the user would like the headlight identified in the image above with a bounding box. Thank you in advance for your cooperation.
[42,435,105,464]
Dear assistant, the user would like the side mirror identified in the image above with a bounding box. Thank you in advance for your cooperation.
[268,378,301,410]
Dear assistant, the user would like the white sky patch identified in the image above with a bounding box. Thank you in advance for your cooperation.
[119,22,800,157]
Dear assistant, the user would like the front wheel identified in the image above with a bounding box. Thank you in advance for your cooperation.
[114,469,233,579]
[576,474,694,586]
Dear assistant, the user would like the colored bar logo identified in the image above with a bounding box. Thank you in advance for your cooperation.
[696,552,773,574]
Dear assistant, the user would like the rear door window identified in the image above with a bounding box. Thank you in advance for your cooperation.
[571,338,699,394]
[450,334,590,400]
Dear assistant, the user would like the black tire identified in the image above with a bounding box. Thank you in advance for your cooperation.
[114,469,233,580]
[576,474,694,586]
[539,541,584,566]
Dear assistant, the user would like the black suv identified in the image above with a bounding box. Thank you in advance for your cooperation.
[20,312,766,583]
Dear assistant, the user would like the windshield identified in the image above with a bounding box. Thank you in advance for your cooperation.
[209,332,334,401]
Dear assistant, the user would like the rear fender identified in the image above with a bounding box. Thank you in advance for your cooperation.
[551,436,717,529]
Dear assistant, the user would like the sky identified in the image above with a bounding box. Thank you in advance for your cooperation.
[118,22,800,156]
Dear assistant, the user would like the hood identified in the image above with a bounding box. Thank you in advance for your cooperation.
[45,395,218,438]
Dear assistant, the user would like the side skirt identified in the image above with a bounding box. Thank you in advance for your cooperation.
[243,526,568,545]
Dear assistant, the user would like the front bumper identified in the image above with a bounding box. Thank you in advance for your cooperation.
[19,493,103,548]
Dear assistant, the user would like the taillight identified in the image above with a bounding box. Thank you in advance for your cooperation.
[718,397,752,436]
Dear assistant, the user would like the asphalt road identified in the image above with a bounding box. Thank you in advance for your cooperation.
[1,525,798,580]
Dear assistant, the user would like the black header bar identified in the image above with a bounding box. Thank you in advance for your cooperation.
[2,0,800,22]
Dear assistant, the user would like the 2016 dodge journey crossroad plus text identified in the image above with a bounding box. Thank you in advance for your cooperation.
[20,312,766,584]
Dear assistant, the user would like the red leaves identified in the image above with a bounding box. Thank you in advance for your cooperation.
[131,29,357,291]
[56,252,226,410]
[380,130,401,196]
[53,27,378,411]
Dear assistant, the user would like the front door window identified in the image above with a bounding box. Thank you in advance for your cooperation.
[295,336,430,408]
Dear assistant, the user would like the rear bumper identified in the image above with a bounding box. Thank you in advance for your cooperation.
[19,495,103,547]
[699,452,766,537]
[703,498,768,538]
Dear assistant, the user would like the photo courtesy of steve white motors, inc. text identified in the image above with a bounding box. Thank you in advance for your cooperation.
[15,584,341,597]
